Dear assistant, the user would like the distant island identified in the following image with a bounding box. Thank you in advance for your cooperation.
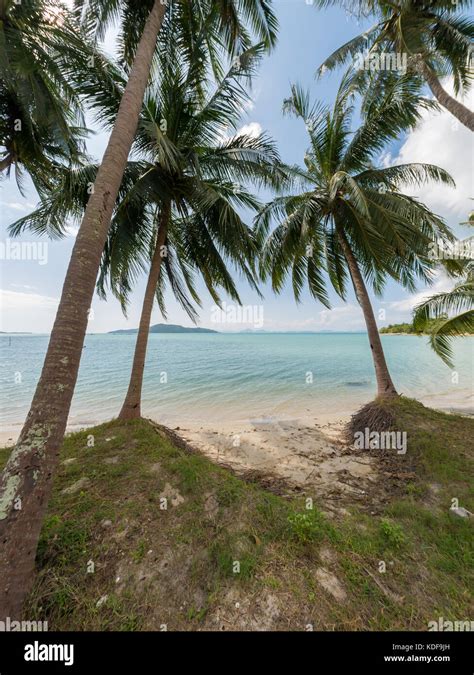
[109,323,218,335]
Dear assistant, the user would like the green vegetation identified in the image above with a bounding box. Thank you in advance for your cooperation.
[1,0,472,627]
[257,74,453,398]
[413,259,474,366]
[1,398,471,631]
[0,1,92,184]
[380,323,417,334]
[318,0,474,131]
[380,319,445,334]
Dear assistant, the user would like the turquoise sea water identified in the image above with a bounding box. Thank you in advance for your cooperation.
[0,333,472,436]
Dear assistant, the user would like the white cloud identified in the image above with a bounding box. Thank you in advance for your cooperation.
[0,289,59,333]
[315,304,365,330]
[219,121,263,144]
[0,201,35,212]
[64,224,79,238]
[236,122,262,139]
[0,289,58,311]
[384,78,473,224]
[241,99,255,113]
[260,304,366,332]
[374,267,466,329]
[385,270,453,315]
[10,283,38,291]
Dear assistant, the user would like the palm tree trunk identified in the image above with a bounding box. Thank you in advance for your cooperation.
[338,230,398,399]
[419,61,474,132]
[0,155,12,172]
[0,0,167,620]
[119,205,170,420]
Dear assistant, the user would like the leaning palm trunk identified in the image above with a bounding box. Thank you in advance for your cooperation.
[419,62,474,132]
[338,231,398,399]
[119,205,170,420]
[0,156,13,172]
[0,0,167,619]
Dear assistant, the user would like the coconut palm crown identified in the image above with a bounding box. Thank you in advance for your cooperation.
[74,0,278,74]
[413,257,474,367]
[0,0,117,190]
[0,0,86,187]
[316,0,474,130]
[257,73,455,397]
[11,40,291,417]
[11,43,287,308]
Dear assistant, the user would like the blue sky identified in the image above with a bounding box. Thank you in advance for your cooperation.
[0,1,472,333]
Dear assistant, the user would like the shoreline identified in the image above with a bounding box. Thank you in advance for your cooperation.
[0,411,361,500]
[2,403,472,496]
[1,400,472,448]
[0,409,350,447]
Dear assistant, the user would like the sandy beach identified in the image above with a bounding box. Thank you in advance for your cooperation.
[174,413,378,505]
[2,399,470,503]
[0,411,379,507]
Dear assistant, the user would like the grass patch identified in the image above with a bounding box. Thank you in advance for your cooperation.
[287,509,331,545]
[379,519,406,549]
[1,399,472,631]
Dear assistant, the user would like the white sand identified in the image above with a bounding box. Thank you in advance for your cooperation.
[3,398,470,501]
[177,413,377,500]
[1,411,379,503]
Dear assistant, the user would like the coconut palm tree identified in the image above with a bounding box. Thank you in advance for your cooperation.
[316,0,474,131]
[0,87,85,190]
[0,0,92,188]
[413,259,474,367]
[114,50,285,419]
[0,0,278,618]
[12,43,287,420]
[257,74,455,399]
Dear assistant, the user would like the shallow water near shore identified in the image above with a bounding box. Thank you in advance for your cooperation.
[0,332,472,442]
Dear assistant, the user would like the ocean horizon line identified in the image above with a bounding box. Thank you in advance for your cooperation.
[1,329,400,336]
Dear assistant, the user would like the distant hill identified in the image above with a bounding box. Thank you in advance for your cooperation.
[109,323,218,335]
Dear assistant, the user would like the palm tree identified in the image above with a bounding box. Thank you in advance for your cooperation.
[0,0,91,188]
[115,48,285,419]
[257,74,455,399]
[0,0,278,619]
[13,44,287,420]
[413,259,474,367]
[316,0,474,131]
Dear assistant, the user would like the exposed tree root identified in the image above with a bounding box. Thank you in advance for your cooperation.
[345,398,398,443]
